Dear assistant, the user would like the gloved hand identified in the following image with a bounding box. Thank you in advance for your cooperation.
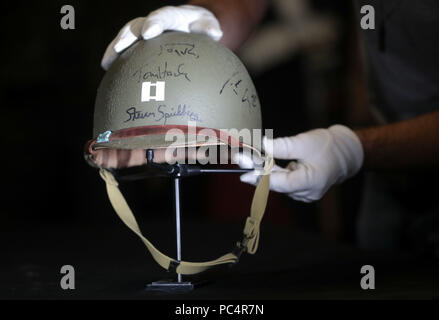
[101,5,223,70]
[239,125,364,202]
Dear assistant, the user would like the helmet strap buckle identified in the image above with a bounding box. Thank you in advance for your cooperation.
[232,233,254,262]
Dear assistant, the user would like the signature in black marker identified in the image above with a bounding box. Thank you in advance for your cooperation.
[220,72,258,108]
[132,62,191,83]
[124,105,202,125]
[158,43,199,59]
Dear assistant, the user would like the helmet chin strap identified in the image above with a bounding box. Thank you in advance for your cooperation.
[99,156,274,275]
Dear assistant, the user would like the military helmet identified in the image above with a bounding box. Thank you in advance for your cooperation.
[86,31,262,159]
[85,31,273,276]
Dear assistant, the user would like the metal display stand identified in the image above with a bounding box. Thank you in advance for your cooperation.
[111,149,252,293]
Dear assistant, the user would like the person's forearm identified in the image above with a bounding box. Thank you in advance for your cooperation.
[354,111,439,170]
[189,0,271,50]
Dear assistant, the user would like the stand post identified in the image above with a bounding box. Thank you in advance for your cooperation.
[174,177,182,283]
[146,164,193,293]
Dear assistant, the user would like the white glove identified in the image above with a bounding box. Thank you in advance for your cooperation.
[101,5,223,70]
[239,125,364,203]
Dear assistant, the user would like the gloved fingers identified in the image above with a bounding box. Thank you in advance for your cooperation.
[140,7,182,40]
[239,164,287,186]
[231,151,255,169]
[142,5,222,40]
[179,5,221,31]
[141,19,165,40]
[239,161,323,203]
[113,17,145,53]
[287,188,319,202]
[268,163,313,194]
[101,18,143,70]
[101,37,120,70]
[263,136,304,160]
[102,17,145,69]
[231,151,268,169]
[239,171,258,186]
[289,194,314,203]
[189,17,223,40]
[142,6,198,35]
[101,5,222,70]
[270,163,328,202]
[286,160,299,171]
[288,189,311,198]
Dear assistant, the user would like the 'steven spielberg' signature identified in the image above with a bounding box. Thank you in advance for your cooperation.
[124,105,202,125]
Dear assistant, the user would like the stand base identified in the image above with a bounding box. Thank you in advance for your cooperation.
[146,280,194,293]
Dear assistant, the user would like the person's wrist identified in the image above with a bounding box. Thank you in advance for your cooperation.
[328,124,364,180]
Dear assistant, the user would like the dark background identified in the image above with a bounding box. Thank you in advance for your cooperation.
[1,1,438,299]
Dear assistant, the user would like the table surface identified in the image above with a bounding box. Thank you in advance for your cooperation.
[2,218,439,300]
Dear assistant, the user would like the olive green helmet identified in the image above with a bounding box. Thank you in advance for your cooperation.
[85,31,273,276]
[86,31,262,158]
